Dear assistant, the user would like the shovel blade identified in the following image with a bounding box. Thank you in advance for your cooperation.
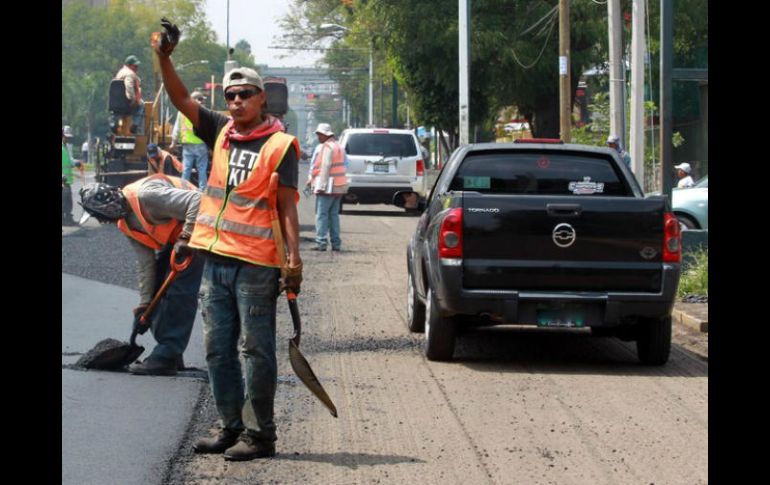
[78,338,145,370]
[288,339,338,417]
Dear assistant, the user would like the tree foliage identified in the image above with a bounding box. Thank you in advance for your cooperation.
[61,0,259,142]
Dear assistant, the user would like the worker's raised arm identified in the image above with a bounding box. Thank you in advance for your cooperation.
[151,18,199,127]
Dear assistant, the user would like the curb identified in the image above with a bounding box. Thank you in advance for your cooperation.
[672,308,708,333]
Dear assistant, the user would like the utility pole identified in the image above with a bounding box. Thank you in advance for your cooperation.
[660,0,673,199]
[458,0,470,145]
[392,77,398,128]
[630,0,646,185]
[608,0,625,147]
[368,43,374,126]
[558,0,571,142]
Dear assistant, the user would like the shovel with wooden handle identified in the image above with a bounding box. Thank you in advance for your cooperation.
[269,172,338,418]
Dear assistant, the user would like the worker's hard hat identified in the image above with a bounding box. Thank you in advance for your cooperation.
[79,183,128,222]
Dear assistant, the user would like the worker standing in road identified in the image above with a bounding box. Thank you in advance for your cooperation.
[171,91,211,191]
[62,129,82,226]
[78,175,204,375]
[305,123,348,251]
[153,18,303,461]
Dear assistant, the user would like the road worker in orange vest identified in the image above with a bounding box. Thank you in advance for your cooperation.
[306,122,348,251]
[153,18,302,462]
[146,143,183,176]
[78,174,204,376]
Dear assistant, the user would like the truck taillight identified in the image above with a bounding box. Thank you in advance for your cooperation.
[416,159,425,176]
[439,208,463,259]
[663,212,681,263]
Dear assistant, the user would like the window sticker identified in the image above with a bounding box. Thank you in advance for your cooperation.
[463,176,491,189]
[537,157,550,169]
[568,176,605,195]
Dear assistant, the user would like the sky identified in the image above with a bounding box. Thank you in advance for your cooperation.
[203,0,323,68]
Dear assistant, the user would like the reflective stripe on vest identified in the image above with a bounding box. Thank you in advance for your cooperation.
[188,127,300,267]
[179,115,204,145]
[311,140,347,188]
[116,174,195,249]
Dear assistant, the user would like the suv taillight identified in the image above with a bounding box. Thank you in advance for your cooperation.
[416,159,425,176]
[663,212,681,262]
[439,208,463,259]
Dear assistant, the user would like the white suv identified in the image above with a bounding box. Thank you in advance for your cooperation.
[338,128,427,206]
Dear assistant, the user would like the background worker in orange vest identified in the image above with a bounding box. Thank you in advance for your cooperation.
[153,18,302,461]
[306,123,348,251]
[146,143,183,176]
[170,91,211,191]
[78,175,204,376]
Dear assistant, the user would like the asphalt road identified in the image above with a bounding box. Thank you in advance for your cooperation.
[63,165,707,484]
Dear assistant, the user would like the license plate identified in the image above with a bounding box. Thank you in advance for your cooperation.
[373,163,389,173]
[536,310,584,328]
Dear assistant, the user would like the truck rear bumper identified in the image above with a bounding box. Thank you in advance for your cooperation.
[433,263,680,326]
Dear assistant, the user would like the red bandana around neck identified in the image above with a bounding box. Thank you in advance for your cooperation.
[221,115,285,149]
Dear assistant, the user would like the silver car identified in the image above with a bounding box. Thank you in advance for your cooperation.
[338,128,427,206]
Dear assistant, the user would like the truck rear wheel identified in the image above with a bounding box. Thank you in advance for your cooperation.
[424,288,456,361]
[636,316,672,365]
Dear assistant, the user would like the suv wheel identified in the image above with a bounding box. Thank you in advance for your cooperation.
[636,316,672,365]
[407,270,425,332]
[424,288,456,361]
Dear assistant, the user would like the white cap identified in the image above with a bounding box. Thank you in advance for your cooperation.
[63,125,73,137]
[674,162,691,174]
[315,123,334,137]
[606,134,620,145]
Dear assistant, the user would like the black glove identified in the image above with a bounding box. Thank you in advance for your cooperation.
[132,305,150,335]
[159,17,181,56]
[280,262,303,295]
[173,236,191,261]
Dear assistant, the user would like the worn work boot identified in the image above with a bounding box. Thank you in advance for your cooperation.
[193,428,242,454]
[224,432,276,461]
[128,356,177,376]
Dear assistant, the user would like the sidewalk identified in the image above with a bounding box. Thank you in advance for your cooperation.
[671,300,708,360]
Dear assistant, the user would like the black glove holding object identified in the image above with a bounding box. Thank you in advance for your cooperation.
[158,17,180,56]
[132,304,150,335]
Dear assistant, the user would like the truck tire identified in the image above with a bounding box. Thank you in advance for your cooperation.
[636,315,672,365]
[424,288,456,361]
[407,269,426,332]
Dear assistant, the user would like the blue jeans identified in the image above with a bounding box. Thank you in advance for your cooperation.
[199,260,280,442]
[148,245,204,362]
[315,195,342,249]
[181,144,210,192]
[132,102,145,135]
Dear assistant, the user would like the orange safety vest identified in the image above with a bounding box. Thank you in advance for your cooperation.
[117,174,196,250]
[311,140,347,193]
[189,128,300,267]
[148,148,183,175]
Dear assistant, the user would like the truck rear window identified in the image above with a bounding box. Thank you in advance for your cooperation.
[345,134,418,157]
[449,151,630,196]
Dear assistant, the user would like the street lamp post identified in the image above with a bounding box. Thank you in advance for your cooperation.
[319,23,373,127]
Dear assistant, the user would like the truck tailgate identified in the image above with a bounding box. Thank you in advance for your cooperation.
[462,194,665,292]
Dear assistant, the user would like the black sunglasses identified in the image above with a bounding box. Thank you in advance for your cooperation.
[224,89,259,101]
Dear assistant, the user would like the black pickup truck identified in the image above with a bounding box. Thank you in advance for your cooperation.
[395,140,682,365]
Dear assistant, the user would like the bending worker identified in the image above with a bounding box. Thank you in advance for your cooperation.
[78,174,204,376]
[147,143,183,176]
[153,18,302,461]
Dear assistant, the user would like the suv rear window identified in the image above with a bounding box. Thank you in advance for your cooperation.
[449,151,630,196]
[345,133,418,157]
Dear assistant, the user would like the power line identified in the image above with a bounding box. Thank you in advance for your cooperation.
[510,8,557,69]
